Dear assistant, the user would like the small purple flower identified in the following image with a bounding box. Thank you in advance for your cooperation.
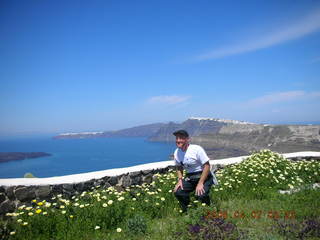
[188,224,201,234]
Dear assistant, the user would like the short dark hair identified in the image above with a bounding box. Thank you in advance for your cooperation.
[173,129,189,138]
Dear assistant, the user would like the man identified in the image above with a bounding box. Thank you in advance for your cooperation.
[173,129,215,212]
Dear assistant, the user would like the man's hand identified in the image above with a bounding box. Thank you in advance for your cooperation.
[195,182,205,196]
[174,179,183,192]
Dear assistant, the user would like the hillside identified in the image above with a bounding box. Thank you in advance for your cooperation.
[148,117,320,158]
[53,123,165,139]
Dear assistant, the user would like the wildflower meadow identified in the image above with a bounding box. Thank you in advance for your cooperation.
[1,149,320,240]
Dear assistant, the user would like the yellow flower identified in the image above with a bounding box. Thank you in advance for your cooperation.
[95,226,100,230]
[28,212,34,216]
[61,210,66,214]
[35,209,42,214]
[10,231,16,235]
[116,227,122,232]
[17,219,23,223]
[69,215,74,218]
[37,202,43,206]
[202,203,206,206]
[32,199,37,203]
[22,222,28,226]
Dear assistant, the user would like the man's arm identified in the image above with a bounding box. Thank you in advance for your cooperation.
[174,165,184,192]
[198,162,210,184]
[195,162,210,196]
[176,165,184,179]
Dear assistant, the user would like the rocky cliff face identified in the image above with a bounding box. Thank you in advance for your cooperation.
[148,118,320,159]
[148,118,227,142]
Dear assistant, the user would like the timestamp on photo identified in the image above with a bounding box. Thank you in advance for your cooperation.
[205,210,296,220]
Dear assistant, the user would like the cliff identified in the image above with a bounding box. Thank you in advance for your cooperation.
[148,118,320,158]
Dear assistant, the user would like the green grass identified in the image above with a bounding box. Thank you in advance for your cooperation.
[1,149,320,240]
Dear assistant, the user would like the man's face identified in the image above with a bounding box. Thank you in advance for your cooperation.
[175,135,189,149]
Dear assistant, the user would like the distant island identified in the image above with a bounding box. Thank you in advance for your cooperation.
[53,117,320,159]
[52,123,166,139]
[0,152,52,163]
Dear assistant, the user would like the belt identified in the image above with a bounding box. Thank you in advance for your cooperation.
[185,171,212,180]
[185,171,219,185]
[186,171,203,177]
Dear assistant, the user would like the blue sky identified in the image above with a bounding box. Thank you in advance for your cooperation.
[1,0,320,136]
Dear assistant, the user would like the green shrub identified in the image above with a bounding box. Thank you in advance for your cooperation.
[126,214,147,235]
[23,172,36,178]
[213,149,320,200]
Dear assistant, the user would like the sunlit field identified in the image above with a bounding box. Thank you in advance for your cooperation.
[1,150,320,240]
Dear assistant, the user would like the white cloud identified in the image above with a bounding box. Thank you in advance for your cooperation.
[147,95,190,105]
[310,56,320,63]
[192,9,320,62]
[246,91,306,106]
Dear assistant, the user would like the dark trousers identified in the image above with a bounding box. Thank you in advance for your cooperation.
[174,172,214,212]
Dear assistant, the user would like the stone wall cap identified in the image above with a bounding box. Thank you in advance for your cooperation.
[1,151,319,187]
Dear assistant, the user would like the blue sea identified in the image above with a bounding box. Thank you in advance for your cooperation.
[0,136,175,179]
